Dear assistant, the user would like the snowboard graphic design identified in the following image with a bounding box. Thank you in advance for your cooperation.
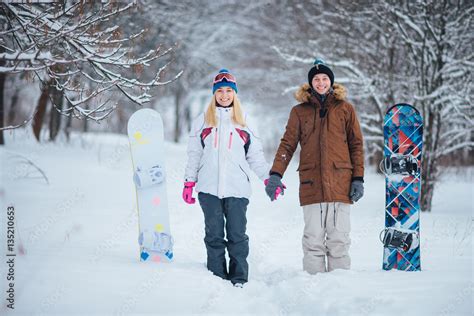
[381,104,423,271]
[128,108,173,263]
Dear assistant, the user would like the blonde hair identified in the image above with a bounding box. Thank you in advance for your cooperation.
[204,93,246,127]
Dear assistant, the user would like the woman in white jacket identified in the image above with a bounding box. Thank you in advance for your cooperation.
[182,69,270,287]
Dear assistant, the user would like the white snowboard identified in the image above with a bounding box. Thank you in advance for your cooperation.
[127,108,173,262]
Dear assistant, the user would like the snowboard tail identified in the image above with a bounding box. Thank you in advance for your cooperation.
[138,231,174,262]
[382,104,423,271]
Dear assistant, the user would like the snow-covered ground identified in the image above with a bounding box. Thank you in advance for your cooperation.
[1,129,472,315]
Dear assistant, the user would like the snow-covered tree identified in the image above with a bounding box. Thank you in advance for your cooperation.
[266,0,473,212]
[0,1,181,143]
[132,1,288,143]
[373,0,474,212]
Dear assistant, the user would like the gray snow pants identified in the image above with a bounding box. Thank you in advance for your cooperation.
[302,202,351,274]
[198,192,249,284]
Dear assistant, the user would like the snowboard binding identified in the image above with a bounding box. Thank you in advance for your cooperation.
[133,164,165,189]
[380,227,419,252]
[139,231,174,254]
[379,154,419,176]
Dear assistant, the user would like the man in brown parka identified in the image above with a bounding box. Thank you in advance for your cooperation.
[265,58,364,274]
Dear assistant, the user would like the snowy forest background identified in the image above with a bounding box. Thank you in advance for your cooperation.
[1,0,473,212]
[0,1,473,315]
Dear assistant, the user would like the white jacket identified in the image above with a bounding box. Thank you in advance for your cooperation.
[184,106,270,199]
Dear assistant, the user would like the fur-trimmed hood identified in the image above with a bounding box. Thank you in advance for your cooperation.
[294,83,347,103]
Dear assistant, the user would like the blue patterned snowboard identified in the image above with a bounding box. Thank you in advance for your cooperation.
[382,104,423,271]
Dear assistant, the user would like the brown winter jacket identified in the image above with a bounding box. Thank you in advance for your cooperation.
[270,83,364,206]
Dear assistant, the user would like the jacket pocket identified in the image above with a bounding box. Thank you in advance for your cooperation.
[197,163,204,173]
[297,162,314,171]
[238,164,250,182]
[333,161,353,170]
[298,163,315,198]
[333,161,353,197]
[197,148,211,174]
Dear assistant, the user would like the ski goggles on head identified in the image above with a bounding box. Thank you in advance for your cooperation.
[213,72,236,84]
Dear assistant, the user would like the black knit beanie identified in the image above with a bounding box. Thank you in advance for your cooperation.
[308,58,334,88]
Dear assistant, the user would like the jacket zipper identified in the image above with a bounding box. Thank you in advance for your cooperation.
[217,122,223,197]
[319,106,325,200]
[218,122,224,197]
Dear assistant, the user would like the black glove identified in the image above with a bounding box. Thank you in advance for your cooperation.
[349,180,364,202]
[265,174,285,201]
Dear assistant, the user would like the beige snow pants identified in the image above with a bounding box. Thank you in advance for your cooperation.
[302,202,351,274]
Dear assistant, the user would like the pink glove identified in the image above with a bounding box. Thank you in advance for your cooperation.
[264,178,287,200]
[182,181,196,204]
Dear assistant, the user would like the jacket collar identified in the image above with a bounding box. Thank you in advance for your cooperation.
[309,91,335,109]
[216,106,233,116]
[295,83,347,105]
